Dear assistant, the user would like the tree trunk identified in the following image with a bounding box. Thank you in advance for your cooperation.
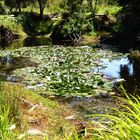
[9,0,21,13]
[39,4,44,18]
[37,0,46,18]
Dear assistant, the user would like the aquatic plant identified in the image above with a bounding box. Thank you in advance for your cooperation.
[0,45,126,96]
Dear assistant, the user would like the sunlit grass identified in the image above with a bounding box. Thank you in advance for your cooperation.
[89,94,140,140]
[0,82,21,139]
[96,5,122,16]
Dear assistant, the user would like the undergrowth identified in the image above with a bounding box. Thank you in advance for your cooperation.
[0,15,24,36]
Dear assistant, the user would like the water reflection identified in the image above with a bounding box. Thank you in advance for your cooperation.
[119,58,140,94]
[0,55,38,72]
[95,57,140,94]
[0,36,52,49]
[0,55,38,81]
[24,37,52,47]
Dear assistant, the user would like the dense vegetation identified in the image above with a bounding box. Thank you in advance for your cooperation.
[0,0,140,139]
[0,0,139,49]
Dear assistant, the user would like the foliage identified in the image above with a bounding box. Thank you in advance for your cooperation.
[110,0,140,49]
[0,2,6,14]
[89,92,140,139]
[62,9,87,35]
[61,0,84,14]
[17,13,53,35]
[0,15,24,35]
[118,0,140,15]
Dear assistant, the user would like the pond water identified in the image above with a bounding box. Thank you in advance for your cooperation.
[94,57,133,79]
[1,37,140,120]
[0,55,38,81]
[0,37,140,94]
[94,57,140,94]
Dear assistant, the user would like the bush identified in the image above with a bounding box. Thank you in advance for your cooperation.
[0,15,24,35]
[17,13,53,35]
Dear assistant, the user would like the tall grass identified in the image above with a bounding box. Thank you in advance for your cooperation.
[0,82,21,139]
[90,95,140,140]
[0,107,14,140]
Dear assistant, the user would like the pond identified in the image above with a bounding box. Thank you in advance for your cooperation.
[0,37,140,120]
[93,57,140,94]
[0,37,140,94]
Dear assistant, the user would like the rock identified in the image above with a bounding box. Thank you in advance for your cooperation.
[27,129,45,136]
[114,78,125,85]
[65,115,75,120]
[18,133,26,139]
[9,124,16,131]
[116,78,125,83]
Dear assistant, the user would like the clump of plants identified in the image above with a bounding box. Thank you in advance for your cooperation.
[0,15,24,35]
[90,90,140,139]
[17,13,53,35]
[0,82,21,139]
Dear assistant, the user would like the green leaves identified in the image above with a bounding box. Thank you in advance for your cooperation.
[27,46,114,96]
[0,45,124,96]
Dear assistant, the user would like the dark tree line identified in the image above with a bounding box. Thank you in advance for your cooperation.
[5,0,47,18]
[117,0,140,49]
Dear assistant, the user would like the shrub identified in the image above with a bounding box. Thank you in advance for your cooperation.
[0,15,24,35]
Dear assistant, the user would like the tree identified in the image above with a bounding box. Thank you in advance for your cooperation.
[37,0,47,18]
[7,0,47,18]
[8,0,21,13]
[117,0,140,48]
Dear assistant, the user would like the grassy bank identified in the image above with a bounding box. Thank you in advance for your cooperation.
[0,82,81,139]
[1,82,140,139]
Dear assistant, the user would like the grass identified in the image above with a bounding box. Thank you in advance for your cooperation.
[0,82,20,139]
[0,82,79,139]
[0,70,140,139]
[0,108,15,140]
[96,4,122,16]
[88,88,140,140]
